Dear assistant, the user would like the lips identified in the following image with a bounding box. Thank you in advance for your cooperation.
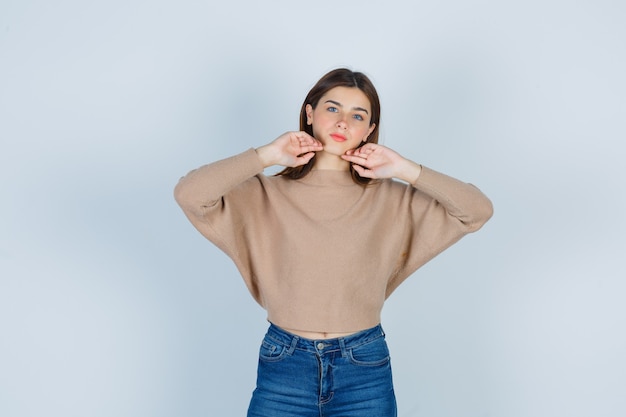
[330,133,347,142]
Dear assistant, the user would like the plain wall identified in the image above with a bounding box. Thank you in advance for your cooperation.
[1,1,624,416]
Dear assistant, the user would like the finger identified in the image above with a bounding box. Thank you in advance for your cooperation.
[341,154,369,165]
[294,152,316,166]
[361,142,380,151]
[298,138,323,150]
[294,131,319,143]
[355,146,373,157]
[299,143,323,154]
[351,163,375,178]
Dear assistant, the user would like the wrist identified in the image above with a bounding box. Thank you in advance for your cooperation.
[255,145,277,168]
[396,159,422,184]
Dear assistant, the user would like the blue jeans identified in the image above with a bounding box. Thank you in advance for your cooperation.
[247,323,397,417]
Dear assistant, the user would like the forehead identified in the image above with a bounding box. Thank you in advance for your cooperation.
[319,86,371,112]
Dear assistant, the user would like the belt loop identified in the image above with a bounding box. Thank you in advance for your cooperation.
[339,337,347,358]
[287,334,299,355]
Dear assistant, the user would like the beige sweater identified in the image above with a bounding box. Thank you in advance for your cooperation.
[174,148,493,333]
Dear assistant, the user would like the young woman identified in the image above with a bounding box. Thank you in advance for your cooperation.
[174,68,493,416]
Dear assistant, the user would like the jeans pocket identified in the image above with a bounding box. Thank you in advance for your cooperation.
[258,336,288,362]
[348,337,390,367]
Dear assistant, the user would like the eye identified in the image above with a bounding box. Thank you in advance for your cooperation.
[327,106,338,113]
[353,114,364,121]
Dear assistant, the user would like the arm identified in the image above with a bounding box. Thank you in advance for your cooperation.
[174,131,323,228]
[342,143,493,230]
[413,165,493,232]
[173,148,265,221]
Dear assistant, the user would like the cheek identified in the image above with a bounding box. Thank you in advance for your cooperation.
[311,114,328,129]
[352,124,371,137]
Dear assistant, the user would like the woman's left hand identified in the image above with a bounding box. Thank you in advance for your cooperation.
[341,143,422,183]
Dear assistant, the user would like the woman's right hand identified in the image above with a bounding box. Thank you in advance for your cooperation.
[256,131,323,168]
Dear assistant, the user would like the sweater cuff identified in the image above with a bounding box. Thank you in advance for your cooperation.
[412,165,440,189]
[412,165,494,228]
[238,148,265,176]
[412,165,473,211]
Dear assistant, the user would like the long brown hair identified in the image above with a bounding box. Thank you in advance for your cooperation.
[277,68,381,185]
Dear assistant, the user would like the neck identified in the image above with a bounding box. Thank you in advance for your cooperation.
[314,151,350,171]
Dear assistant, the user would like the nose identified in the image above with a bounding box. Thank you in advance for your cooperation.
[336,115,348,129]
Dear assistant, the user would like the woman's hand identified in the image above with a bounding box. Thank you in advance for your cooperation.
[341,143,422,183]
[256,132,324,168]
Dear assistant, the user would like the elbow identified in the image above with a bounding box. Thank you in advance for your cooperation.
[466,197,494,232]
[173,178,188,207]
[173,177,218,218]
[173,178,202,214]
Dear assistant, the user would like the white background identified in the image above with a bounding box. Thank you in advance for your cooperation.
[1,1,624,416]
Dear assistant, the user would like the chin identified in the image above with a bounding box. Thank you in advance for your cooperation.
[323,145,348,156]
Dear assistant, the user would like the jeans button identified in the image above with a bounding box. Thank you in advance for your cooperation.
[317,342,324,350]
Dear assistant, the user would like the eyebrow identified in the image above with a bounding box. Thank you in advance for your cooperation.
[324,99,369,115]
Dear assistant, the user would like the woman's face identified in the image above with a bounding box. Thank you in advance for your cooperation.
[306,86,376,157]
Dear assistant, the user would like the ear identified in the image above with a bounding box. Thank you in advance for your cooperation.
[305,104,313,125]
[364,123,376,141]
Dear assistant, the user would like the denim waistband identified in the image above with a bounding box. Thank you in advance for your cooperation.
[265,323,385,356]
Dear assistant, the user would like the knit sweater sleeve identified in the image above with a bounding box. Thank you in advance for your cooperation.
[173,148,264,267]
[386,166,493,296]
[413,166,494,232]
